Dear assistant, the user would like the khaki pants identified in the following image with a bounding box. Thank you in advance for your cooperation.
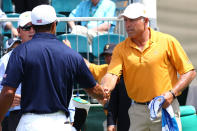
[128,99,182,131]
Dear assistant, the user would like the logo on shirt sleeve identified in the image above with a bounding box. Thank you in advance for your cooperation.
[3,74,7,78]
[187,60,192,64]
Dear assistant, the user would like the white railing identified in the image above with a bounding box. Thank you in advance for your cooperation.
[0,17,122,21]
[0,17,126,34]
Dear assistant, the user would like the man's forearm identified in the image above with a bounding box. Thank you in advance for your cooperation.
[101,73,118,92]
[68,21,76,30]
[172,69,196,97]
[0,86,16,122]
[91,23,111,32]
[84,83,105,100]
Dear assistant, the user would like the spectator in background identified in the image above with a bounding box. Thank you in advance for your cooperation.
[68,0,116,44]
[107,80,131,130]
[12,0,49,13]
[0,8,18,52]
[0,11,34,131]
[0,8,18,37]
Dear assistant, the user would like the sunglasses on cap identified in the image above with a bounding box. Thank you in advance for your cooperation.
[20,25,33,31]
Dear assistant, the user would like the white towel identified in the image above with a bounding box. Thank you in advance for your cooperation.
[148,96,179,131]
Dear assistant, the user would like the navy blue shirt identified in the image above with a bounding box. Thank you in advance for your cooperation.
[1,33,96,116]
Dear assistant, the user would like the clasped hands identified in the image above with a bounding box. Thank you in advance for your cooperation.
[98,87,111,106]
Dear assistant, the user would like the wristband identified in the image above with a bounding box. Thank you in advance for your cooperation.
[169,90,176,99]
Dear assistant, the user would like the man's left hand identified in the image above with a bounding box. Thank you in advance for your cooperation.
[62,39,71,48]
[162,91,174,108]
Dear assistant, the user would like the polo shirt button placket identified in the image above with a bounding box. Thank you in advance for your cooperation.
[140,55,145,63]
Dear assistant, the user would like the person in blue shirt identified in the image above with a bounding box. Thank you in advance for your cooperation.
[0,5,105,131]
[0,8,18,37]
[0,11,34,131]
[68,0,116,44]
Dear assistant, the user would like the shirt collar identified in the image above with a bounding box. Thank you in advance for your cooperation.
[149,28,158,44]
[32,32,57,40]
[90,0,103,7]
[126,28,157,50]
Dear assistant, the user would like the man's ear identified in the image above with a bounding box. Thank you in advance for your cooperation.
[144,17,149,28]
[17,28,20,33]
[50,21,56,34]
[17,28,21,37]
[144,18,149,24]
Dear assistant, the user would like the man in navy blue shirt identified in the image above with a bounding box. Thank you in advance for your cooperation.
[0,5,105,131]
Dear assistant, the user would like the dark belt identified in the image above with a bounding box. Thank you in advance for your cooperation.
[134,101,150,105]
[64,121,71,124]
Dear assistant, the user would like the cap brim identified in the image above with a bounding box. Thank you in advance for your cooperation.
[5,39,21,49]
[118,13,147,19]
[118,14,124,19]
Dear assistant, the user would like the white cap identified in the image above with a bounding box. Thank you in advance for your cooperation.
[119,3,148,19]
[5,37,21,49]
[18,11,32,27]
[31,5,57,25]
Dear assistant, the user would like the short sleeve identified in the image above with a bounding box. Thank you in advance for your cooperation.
[89,63,108,83]
[107,45,123,76]
[1,48,24,88]
[167,35,194,74]
[76,58,96,88]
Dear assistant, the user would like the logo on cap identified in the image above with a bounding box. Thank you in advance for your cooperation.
[37,19,42,23]
[143,10,146,15]
[24,14,29,17]
[105,44,110,50]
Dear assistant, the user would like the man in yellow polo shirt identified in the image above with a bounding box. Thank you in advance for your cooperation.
[101,3,196,131]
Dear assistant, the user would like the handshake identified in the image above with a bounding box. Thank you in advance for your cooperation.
[98,86,111,106]
[84,83,111,105]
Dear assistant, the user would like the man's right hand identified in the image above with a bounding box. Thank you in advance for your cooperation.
[11,94,21,108]
[104,88,111,100]
[68,21,76,31]
[107,125,116,131]
[84,83,106,103]
[62,39,71,48]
